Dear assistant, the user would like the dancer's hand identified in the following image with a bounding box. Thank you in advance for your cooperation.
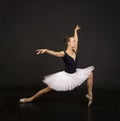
[75,25,81,31]
[36,49,47,55]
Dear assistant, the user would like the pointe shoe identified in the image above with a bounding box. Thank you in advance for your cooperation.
[19,97,33,103]
[85,94,93,106]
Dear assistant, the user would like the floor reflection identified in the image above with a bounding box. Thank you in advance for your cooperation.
[86,107,92,121]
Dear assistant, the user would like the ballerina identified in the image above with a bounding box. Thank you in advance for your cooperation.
[19,25,94,106]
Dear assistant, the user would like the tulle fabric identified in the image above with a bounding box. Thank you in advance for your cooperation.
[42,66,95,91]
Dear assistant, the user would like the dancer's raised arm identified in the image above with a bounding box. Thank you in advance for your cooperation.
[36,49,64,57]
[74,25,81,51]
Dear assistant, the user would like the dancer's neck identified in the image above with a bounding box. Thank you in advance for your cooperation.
[66,47,75,54]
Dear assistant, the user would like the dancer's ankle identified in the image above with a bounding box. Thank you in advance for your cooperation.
[88,93,92,97]
[30,97,34,101]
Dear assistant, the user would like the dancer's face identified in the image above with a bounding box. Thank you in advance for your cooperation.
[67,37,76,49]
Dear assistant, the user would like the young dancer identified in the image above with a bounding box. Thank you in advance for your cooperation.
[19,25,95,106]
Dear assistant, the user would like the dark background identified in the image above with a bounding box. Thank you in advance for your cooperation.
[0,0,120,90]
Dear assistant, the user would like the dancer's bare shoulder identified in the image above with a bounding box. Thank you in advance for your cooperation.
[58,51,65,57]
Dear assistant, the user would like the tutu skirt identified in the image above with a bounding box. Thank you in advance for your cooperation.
[43,66,95,91]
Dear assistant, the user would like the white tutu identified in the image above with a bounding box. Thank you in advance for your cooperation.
[42,66,95,91]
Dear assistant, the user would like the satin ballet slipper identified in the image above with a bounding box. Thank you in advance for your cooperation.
[19,97,33,103]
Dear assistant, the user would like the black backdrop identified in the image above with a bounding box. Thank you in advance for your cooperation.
[0,0,120,89]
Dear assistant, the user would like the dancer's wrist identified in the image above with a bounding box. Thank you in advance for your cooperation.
[45,49,49,53]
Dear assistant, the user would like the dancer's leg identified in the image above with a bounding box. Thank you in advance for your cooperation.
[87,72,93,96]
[19,86,52,103]
[86,72,94,106]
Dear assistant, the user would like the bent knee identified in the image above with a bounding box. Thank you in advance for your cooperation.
[89,72,93,78]
[47,86,52,91]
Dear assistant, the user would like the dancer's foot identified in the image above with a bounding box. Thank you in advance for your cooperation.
[85,94,93,106]
[19,97,33,103]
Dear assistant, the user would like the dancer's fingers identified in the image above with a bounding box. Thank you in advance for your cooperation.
[77,25,81,29]
[36,49,46,55]
[40,50,44,54]
[75,25,81,31]
[36,51,40,54]
[36,52,40,55]
[36,49,41,51]
[36,50,45,55]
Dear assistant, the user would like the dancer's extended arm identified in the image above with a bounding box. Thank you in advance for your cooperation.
[74,25,81,51]
[36,49,64,57]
